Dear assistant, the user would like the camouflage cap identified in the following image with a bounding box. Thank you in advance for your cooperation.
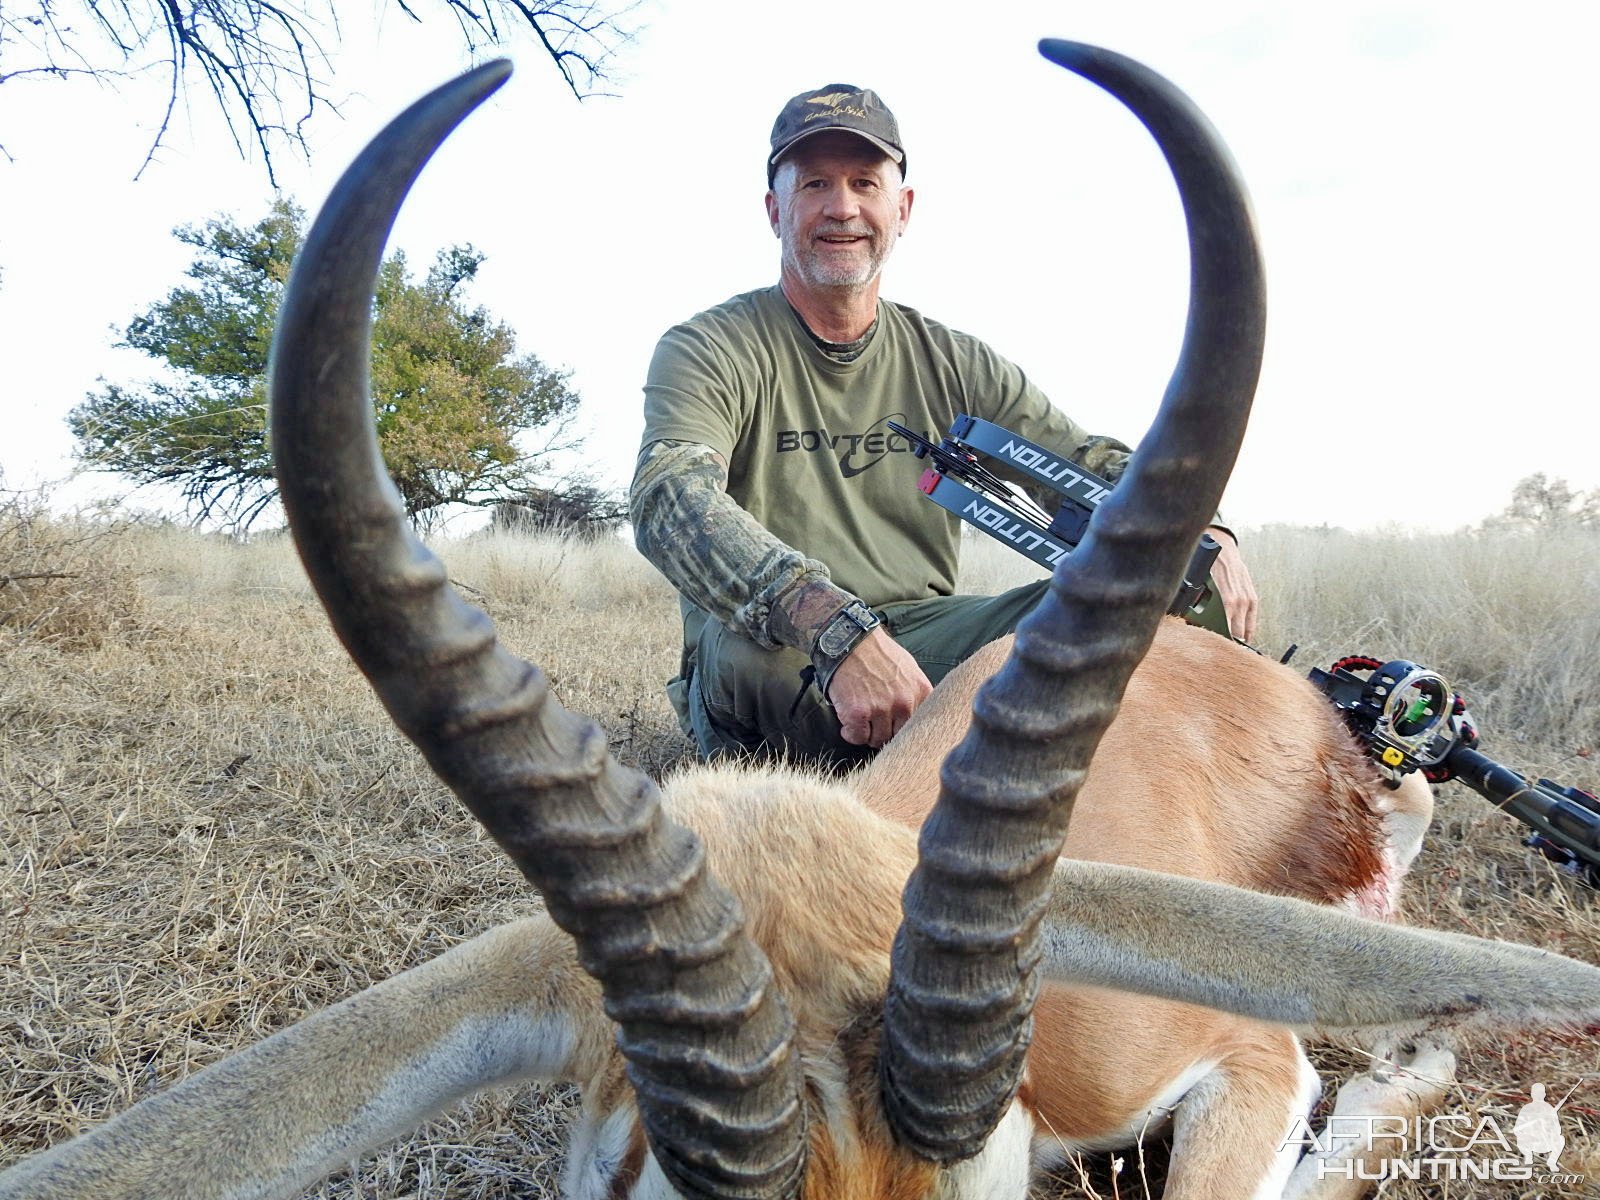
[767,83,905,186]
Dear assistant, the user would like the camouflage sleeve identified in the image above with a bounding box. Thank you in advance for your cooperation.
[1073,433,1132,483]
[630,440,858,656]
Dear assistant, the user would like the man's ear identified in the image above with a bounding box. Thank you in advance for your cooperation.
[765,190,781,237]
[898,185,915,235]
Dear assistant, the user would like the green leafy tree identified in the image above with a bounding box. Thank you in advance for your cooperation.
[1482,473,1600,533]
[70,199,581,528]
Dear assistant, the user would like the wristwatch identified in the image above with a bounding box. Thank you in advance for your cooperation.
[815,600,881,660]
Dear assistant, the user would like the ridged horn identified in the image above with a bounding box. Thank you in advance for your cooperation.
[267,63,806,1200]
[879,40,1267,1162]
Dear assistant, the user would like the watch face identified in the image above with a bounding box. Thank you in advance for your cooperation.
[820,622,855,657]
[820,605,873,658]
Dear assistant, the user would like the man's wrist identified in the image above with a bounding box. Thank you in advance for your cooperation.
[811,600,881,697]
[769,575,855,653]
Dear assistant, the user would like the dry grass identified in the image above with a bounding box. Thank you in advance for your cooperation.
[1247,525,1600,1199]
[2,521,1597,1199]
[1,525,687,1197]
[0,487,151,649]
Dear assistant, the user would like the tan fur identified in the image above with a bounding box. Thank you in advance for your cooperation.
[798,1012,939,1200]
[640,780,944,1200]
[1160,1025,1311,1192]
[862,621,1391,905]
[859,619,1424,1190]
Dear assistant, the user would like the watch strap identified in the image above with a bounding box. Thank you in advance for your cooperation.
[811,600,881,698]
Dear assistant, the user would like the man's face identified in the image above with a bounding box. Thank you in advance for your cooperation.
[766,132,913,293]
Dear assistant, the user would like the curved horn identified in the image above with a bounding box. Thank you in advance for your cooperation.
[267,64,806,1200]
[880,41,1267,1162]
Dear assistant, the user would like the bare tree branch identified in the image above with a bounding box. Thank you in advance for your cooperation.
[0,1,638,180]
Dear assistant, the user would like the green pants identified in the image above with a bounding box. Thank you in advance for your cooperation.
[667,580,1052,771]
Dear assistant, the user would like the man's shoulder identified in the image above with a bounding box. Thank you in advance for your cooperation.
[664,285,789,342]
[646,286,794,397]
[878,297,1010,367]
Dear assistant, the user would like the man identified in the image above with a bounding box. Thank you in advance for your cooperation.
[631,83,1258,768]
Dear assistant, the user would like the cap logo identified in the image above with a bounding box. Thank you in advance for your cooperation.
[805,92,856,108]
[803,106,867,124]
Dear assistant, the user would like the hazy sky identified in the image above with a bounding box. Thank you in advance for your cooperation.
[2,0,1596,531]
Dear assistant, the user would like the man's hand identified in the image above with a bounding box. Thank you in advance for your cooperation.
[826,628,933,748]
[1207,526,1260,644]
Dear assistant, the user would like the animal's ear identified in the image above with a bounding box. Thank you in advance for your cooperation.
[0,920,612,1199]
[1037,860,1600,1036]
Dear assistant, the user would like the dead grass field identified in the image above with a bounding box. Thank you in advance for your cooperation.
[3,510,1598,1199]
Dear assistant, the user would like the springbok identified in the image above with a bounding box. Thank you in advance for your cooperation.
[2,39,1596,1200]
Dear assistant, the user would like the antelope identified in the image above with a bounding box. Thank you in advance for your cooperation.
[2,39,1597,1200]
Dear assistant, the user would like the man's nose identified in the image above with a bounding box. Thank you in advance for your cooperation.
[821,183,861,219]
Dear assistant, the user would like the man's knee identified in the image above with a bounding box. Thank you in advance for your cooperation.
[686,623,866,770]
[695,625,801,721]
[881,579,1049,685]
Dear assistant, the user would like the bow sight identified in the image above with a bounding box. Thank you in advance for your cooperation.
[1311,657,1600,886]
[894,414,1600,886]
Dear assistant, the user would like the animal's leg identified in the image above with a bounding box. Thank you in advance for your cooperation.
[1379,773,1434,877]
[1282,1041,1455,1200]
[0,918,609,1200]
[1160,1028,1321,1200]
